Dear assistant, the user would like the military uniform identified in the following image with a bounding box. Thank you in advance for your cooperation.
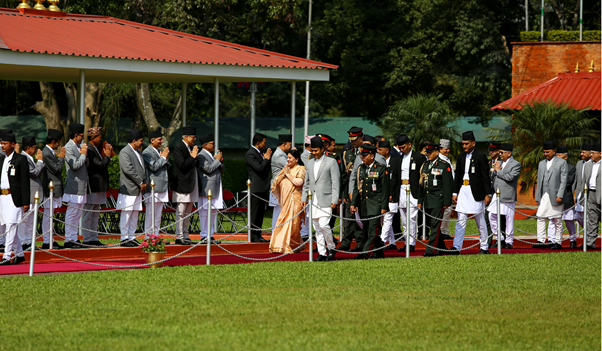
[351,155,390,259]
[339,127,363,251]
[418,151,453,256]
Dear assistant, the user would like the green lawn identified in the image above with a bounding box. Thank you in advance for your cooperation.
[1,252,599,350]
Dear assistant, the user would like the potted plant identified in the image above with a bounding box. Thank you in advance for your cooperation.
[139,234,167,268]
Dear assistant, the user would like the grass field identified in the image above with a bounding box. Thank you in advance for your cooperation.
[1,252,599,350]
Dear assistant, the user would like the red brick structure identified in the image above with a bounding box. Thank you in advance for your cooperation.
[511,41,601,96]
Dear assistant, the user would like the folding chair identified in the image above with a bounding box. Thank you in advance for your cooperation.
[217,190,247,233]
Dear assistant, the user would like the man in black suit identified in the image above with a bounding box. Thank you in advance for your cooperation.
[395,134,427,252]
[172,126,200,245]
[245,133,272,242]
[450,131,492,255]
[0,133,31,265]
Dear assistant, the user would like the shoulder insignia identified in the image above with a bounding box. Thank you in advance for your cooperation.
[447,167,451,172]
[337,159,340,164]
[385,170,388,175]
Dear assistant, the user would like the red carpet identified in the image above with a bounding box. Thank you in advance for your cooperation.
[1,246,598,276]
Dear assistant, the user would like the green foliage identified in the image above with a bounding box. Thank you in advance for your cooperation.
[139,234,167,253]
[519,30,602,42]
[222,159,249,194]
[487,100,599,193]
[108,155,121,190]
[380,94,461,156]
[584,30,602,41]
[520,31,542,42]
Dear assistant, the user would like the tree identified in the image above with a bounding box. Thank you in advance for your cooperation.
[488,100,599,193]
[380,94,460,155]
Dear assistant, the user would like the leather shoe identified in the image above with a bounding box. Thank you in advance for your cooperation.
[21,243,32,251]
[337,246,350,251]
[41,242,63,250]
[349,247,362,252]
[531,241,547,248]
[316,255,327,262]
[0,258,11,265]
[12,256,25,264]
[353,254,368,260]
[251,237,269,243]
[447,247,460,255]
[384,244,398,251]
[131,239,141,245]
[175,239,193,246]
[327,249,336,261]
[440,234,453,240]
[478,249,490,254]
[398,245,415,253]
[504,244,513,249]
[423,252,440,257]
[579,244,597,250]
[83,241,105,248]
[570,241,577,249]
[120,240,138,248]
[550,243,562,250]
[63,241,84,249]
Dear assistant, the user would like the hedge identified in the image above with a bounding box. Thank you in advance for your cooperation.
[520,30,601,42]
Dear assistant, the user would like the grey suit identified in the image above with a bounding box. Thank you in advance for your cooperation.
[492,157,521,203]
[119,144,146,196]
[270,147,288,186]
[64,139,88,195]
[574,160,591,203]
[42,145,64,198]
[23,152,45,204]
[142,145,170,193]
[583,161,601,246]
[302,156,340,207]
[535,156,567,206]
[348,153,386,194]
[197,149,225,197]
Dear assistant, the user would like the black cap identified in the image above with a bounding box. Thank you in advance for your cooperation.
[424,143,440,153]
[2,133,16,143]
[47,129,64,141]
[488,142,502,150]
[395,134,410,146]
[182,126,196,136]
[199,134,214,145]
[378,140,391,149]
[149,127,162,140]
[21,136,36,148]
[593,143,601,152]
[501,143,513,152]
[359,145,377,155]
[0,129,13,139]
[462,131,475,141]
[581,143,592,150]
[310,136,323,148]
[543,140,554,150]
[69,123,85,135]
[128,129,144,142]
[347,126,363,140]
[278,134,292,143]
[363,134,376,144]
[556,145,568,153]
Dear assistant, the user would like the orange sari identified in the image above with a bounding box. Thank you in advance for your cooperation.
[269,165,306,253]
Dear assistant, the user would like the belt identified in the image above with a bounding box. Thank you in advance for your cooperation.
[0,189,10,195]
[462,180,470,186]
[401,180,410,185]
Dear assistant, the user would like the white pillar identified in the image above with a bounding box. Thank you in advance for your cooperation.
[182,83,188,127]
[304,0,312,141]
[214,78,219,150]
[249,82,257,148]
[540,0,544,42]
[291,82,296,145]
[78,70,85,125]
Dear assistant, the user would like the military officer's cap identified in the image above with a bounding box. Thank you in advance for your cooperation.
[439,139,450,148]
[424,143,440,153]
[462,131,475,141]
[199,133,214,145]
[69,123,85,135]
[149,127,162,140]
[378,140,391,149]
[556,145,568,154]
[278,134,292,143]
[2,133,16,143]
[488,142,502,150]
[543,140,554,150]
[128,129,144,142]
[592,144,601,152]
[182,126,196,136]
[347,127,363,140]
[395,134,410,146]
[501,143,513,152]
[363,134,376,144]
[310,136,323,148]
[581,143,592,150]
[47,129,64,141]
[22,136,36,148]
[360,145,377,155]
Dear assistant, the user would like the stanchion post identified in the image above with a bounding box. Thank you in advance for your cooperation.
[150,179,155,237]
[496,188,501,255]
[583,182,587,252]
[49,181,54,250]
[308,190,313,262]
[339,203,343,242]
[422,211,426,241]
[29,191,40,277]
[247,179,252,243]
[207,189,212,265]
[406,188,410,259]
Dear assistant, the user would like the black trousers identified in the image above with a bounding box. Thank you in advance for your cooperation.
[360,214,384,258]
[425,207,447,255]
[340,201,361,249]
[250,191,268,241]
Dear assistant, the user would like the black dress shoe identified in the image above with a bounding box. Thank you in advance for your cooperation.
[423,252,440,257]
[531,241,547,248]
[21,243,32,251]
[175,239,193,245]
[398,245,415,253]
[580,245,597,250]
[550,243,562,250]
[120,240,138,248]
[83,241,105,248]
[440,234,453,240]
[337,246,350,251]
[447,247,460,255]
[353,254,368,260]
[478,249,490,254]
[349,247,362,252]
[316,255,327,262]
[327,249,336,261]
[41,242,63,250]
[0,258,11,265]
[131,239,141,245]
[63,241,84,249]
[504,244,513,249]
[12,256,25,264]
[570,241,577,249]
[385,244,398,251]
[257,237,269,243]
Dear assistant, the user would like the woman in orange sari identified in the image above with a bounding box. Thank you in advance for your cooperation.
[269,150,306,253]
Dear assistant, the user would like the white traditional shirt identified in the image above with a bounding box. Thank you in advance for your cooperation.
[590,160,600,190]
[456,150,484,214]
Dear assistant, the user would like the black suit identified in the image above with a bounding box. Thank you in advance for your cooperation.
[390,147,401,159]
[0,152,30,208]
[453,149,491,200]
[245,147,271,241]
[86,142,111,193]
[171,140,199,194]
[388,157,401,201]
[563,164,576,209]
[397,150,426,199]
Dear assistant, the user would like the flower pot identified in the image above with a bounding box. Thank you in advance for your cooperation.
[145,252,166,268]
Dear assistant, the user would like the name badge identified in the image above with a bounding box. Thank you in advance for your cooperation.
[471,166,475,174]
[433,178,438,187]
[372,182,377,191]
[411,163,416,170]
[10,168,15,176]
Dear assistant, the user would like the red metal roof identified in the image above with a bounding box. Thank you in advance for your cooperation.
[492,72,601,111]
[0,8,337,70]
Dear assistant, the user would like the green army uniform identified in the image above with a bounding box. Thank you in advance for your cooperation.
[340,147,361,250]
[417,156,454,256]
[351,161,390,258]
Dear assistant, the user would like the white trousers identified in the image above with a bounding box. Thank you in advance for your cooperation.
[380,211,396,244]
[441,206,453,235]
[548,219,575,241]
[120,210,139,240]
[399,205,418,245]
[300,212,310,237]
[65,202,83,242]
[538,218,562,243]
[144,201,163,237]
[82,204,101,242]
[3,223,23,259]
[489,211,515,245]
[271,205,282,230]
[313,216,334,255]
[453,212,488,250]
[41,201,58,244]
[18,205,35,245]
[199,205,217,239]
[0,224,5,245]
[176,202,193,240]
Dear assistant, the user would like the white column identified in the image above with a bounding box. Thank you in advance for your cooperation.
[249,82,257,148]
[182,83,188,127]
[214,78,219,150]
[291,82,296,144]
[78,70,85,125]
[304,0,312,141]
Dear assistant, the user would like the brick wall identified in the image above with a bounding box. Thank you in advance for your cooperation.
[511,41,601,96]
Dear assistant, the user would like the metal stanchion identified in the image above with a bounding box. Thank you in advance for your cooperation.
[496,188,501,255]
[583,186,587,252]
[207,189,212,265]
[150,180,155,237]
[308,190,313,262]
[339,203,344,242]
[422,211,426,241]
[28,191,40,277]
[49,181,54,250]
[406,188,410,258]
[247,179,252,243]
